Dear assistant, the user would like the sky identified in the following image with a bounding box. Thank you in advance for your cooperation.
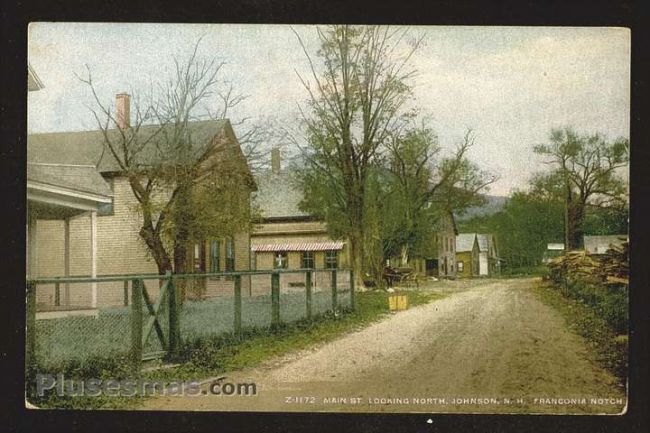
[27,23,630,196]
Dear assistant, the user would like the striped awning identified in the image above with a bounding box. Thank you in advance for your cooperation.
[252,241,345,252]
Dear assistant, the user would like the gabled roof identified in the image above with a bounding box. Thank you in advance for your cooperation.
[477,233,497,252]
[27,119,230,173]
[432,209,458,235]
[27,163,113,197]
[253,170,309,220]
[456,233,478,252]
[476,234,489,252]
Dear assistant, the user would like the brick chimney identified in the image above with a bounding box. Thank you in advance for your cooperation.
[271,148,281,174]
[115,93,131,130]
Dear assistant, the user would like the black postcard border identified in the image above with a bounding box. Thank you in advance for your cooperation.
[1,1,647,432]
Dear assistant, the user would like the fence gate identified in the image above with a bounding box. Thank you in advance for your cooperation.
[130,274,179,366]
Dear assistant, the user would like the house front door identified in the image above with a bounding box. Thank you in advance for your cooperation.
[425,259,438,277]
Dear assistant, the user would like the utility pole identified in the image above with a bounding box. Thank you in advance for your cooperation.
[562,159,571,252]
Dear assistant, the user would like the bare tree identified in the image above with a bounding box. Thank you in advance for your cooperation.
[78,40,254,297]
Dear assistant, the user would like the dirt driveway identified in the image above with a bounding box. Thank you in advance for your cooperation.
[143,278,626,414]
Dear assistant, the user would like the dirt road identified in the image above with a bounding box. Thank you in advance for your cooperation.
[143,278,626,414]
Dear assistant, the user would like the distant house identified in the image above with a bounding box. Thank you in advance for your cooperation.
[583,235,628,255]
[250,149,348,289]
[409,211,457,278]
[476,233,500,276]
[455,233,480,278]
[27,93,255,309]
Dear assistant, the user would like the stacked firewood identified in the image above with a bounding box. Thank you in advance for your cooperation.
[547,242,629,286]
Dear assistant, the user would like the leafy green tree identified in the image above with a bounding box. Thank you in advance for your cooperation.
[294,25,420,287]
[382,126,495,264]
[460,191,565,267]
[533,127,628,249]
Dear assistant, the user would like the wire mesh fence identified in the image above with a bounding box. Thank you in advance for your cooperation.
[27,269,353,371]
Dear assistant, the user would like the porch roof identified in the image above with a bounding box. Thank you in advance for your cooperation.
[27,163,113,218]
[27,163,113,197]
[252,241,345,252]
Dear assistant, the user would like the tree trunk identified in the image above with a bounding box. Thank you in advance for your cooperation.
[400,244,409,267]
[567,201,585,250]
[139,226,172,274]
[173,239,189,302]
[349,226,366,291]
[130,179,173,276]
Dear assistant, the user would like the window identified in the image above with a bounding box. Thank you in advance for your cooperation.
[97,178,114,216]
[210,240,221,272]
[457,261,463,272]
[225,237,235,272]
[325,250,338,269]
[193,243,202,272]
[274,251,288,269]
[301,251,315,269]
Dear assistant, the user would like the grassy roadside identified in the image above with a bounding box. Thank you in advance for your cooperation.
[500,265,549,279]
[32,290,446,409]
[531,280,627,387]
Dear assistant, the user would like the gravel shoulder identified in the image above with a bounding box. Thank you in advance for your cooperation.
[143,278,626,414]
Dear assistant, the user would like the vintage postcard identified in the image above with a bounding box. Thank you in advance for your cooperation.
[26,23,629,415]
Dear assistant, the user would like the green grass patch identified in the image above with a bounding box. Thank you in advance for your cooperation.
[501,265,549,278]
[148,290,444,379]
[531,281,627,386]
[29,290,446,409]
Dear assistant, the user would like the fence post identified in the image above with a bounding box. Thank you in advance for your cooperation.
[54,281,60,307]
[305,270,313,319]
[26,282,36,371]
[123,280,129,306]
[167,271,180,358]
[331,269,338,311]
[271,272,280,328]
[349,269,355,311]
[131,278,143,370]
[234,274,242,335]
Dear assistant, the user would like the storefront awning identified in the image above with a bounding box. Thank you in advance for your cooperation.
[252,241,345,252]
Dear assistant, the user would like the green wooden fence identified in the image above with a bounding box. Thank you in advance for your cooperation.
[26,269,354,371]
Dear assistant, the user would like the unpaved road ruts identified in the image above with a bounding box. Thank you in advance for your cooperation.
[143,278,626,414]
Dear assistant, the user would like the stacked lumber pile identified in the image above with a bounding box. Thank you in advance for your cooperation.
[547,242,629,286]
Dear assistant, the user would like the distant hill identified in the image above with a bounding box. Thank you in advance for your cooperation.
[455,195,508,221]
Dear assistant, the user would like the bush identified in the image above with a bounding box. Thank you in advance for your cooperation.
[553,277,628,336]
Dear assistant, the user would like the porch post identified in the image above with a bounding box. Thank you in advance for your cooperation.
[27,214,38,279]
[90,210,98,308]
[64,217,71,306]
